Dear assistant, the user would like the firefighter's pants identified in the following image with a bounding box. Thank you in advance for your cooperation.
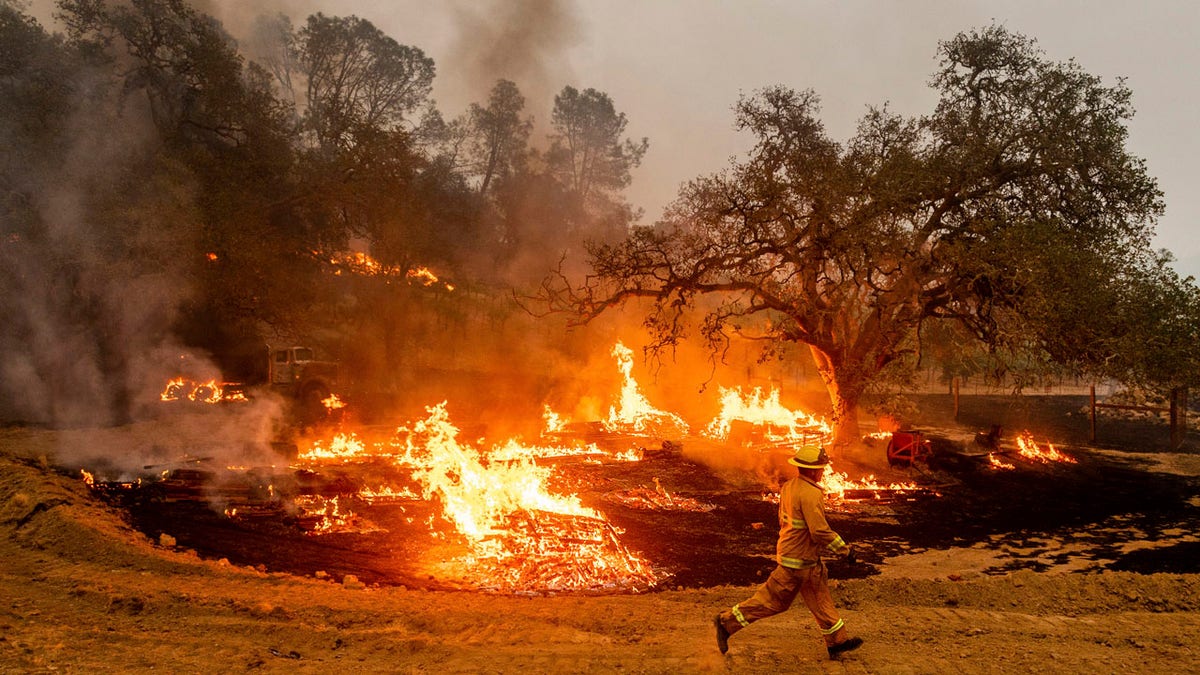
[718,561,846,645]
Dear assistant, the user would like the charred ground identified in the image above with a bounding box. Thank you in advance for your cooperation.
[94,394,1200,592]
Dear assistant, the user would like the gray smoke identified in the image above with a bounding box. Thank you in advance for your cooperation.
[0,5,285,474]
[446,0,581,123]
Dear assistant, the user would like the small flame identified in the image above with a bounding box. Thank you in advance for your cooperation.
[405,267,439,286]
[542,405,566,434]
[187,380,223,403]
[323,252,454,290]
[1015,432,1076,463]
[80,469,95,487]
[205,252,218,261]
[160,377,188,402]
[819,463,918,501]
[614,447,644,462]
[988,453,1016,470]
[296,433,368,463]
[358,485,420,503]
[322,393,346,410]
[489,438,604,461]
[160,377,245,404]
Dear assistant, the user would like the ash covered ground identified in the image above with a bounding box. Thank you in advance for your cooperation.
[85,395,1200,592]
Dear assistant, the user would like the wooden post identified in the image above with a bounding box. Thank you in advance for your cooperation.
[953,377,960,420]
[1089,384,1097,444]
[1184,388,1191,449]
[1170,387,1188,451]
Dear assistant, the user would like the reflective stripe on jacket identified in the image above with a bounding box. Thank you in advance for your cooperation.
[776,474,847,569]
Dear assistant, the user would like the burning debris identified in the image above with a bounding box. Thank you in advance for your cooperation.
[389,404,660,592]
[604,477,717,512]
[704,386,831,448]
[1015,432,1076,464]
[987,453,1016,470]
[297,433,371,463]
[159,378,247,404]
[296,495,384,536]
[602,342,689,437]
[980,431,1076,471]
[819,465,927,504]
[82,340,949,593]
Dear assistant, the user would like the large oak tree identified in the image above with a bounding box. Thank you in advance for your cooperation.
[546,27,1169,456]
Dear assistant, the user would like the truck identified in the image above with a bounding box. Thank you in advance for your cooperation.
[265,345,341,423]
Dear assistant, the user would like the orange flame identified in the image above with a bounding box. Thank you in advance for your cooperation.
[296,495,382,536]
[1015,432,1076,464]
[289,404,658,591]
[160,377,245,404]
[296,433,368,463]
[704,386,831,446]
[602,342,689,436]
[489,438,604,461]
[819,463,918,501]
[988,453,1016,470]
[393,404,658,590]
[322,393,346,410]
[405,267,439,286]
[542,405,566,434]
[324,252,454,290]
[80,469,95,487]
[357,485,420,503]
[160,377,188,402]
[187,379,223,403]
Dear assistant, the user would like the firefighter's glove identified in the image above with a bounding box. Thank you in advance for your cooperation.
[841,544,856,564]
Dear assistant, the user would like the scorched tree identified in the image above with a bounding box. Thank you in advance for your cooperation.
[544,26,1167,458]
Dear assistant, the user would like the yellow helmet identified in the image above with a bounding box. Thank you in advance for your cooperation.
[787,444,830,469]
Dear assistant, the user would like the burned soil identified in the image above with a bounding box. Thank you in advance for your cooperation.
[91,395,1200,593]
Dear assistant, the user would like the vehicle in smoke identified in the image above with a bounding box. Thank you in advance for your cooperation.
[266,345,341,423]
[161,344,343,425]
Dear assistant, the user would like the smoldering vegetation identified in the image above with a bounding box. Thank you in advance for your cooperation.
[0,0,797,464]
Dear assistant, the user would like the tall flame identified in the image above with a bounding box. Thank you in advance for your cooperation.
[602,342,689,435]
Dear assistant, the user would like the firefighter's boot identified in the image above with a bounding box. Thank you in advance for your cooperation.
[826,632,863,659]
[713,614,731,654]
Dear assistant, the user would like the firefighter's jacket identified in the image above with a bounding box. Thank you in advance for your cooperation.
[775,474,847,569]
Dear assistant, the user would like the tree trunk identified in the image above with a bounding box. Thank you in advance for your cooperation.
[808,345,869,464]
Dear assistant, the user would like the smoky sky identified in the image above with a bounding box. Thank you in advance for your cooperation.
[23,1,1200,280]
[287,0,1199,277]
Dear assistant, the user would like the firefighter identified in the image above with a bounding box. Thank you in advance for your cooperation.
[713,444,864,659]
